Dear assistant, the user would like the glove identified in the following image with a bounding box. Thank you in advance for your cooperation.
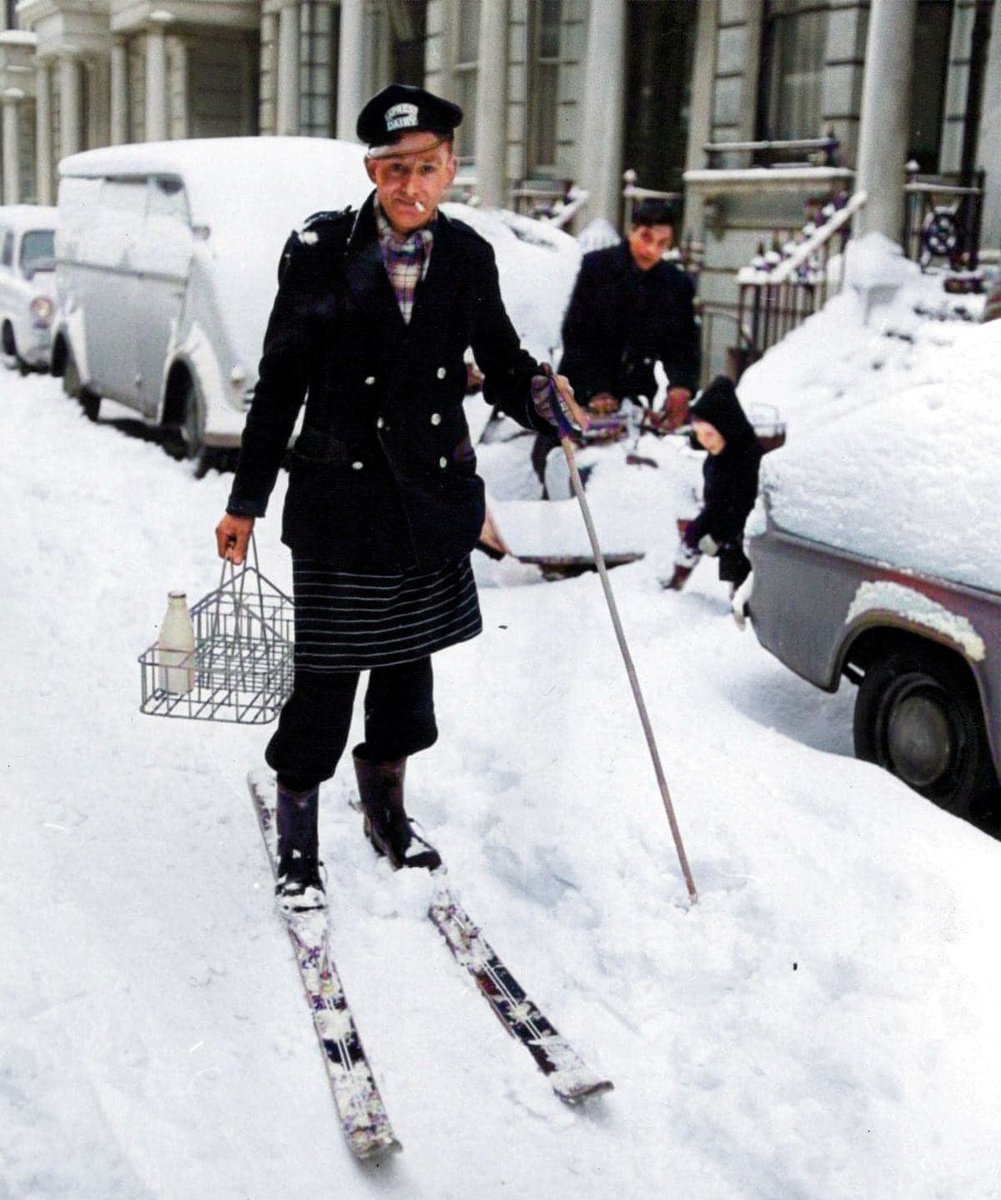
[674,540,700,568]
[698,534,720,557]
[531,367,584,433]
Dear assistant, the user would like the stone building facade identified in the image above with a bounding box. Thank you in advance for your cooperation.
[0,1,999,375]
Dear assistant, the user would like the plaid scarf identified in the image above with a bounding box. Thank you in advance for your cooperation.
[374,202,434,324]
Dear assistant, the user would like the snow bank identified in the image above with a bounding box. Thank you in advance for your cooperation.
[4,215,1001,1200]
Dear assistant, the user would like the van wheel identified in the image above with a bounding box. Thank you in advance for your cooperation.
[63,346,101,421]
[853,647,994,814]
[167,373,210,474]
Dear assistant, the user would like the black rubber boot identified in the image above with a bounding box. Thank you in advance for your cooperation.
[275,782,325,913]
[353,753,441,871]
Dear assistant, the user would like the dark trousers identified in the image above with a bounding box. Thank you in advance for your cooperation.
[265,657,438,792]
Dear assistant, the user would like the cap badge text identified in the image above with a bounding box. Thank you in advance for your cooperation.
[385,102,419,132]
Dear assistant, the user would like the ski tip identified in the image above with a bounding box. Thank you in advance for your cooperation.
[350,1130,404,1160]
[555,1076,615,1105]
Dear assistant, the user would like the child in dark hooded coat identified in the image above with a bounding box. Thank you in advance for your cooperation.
[665,375,762,592]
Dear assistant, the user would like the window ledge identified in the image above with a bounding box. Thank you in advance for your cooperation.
[684,166,854,195]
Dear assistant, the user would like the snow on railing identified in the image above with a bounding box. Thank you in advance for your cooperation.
[734,190,868,375]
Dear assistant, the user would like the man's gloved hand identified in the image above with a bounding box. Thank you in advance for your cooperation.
[531,366,589,434]
[698,533,720,557]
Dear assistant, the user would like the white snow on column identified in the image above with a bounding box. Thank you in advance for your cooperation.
[578,0,626,226]
[854,0,918,242]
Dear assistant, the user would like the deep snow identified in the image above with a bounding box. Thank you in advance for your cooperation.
[3,242,1001,1200]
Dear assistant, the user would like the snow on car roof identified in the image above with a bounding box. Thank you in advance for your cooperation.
[58,137,370,231]
[760,315,1001,593]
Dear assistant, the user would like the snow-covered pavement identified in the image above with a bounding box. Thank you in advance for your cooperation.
[3,350,1001,1198]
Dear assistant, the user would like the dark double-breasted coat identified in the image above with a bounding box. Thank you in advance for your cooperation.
[558,241,701,403]
[227,193,550,572]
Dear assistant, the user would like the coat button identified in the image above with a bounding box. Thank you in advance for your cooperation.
[365,376,376,385]
[430,412,441,425]
[436,367,446,379]
[352,460,364,470]
[438,456,447,468]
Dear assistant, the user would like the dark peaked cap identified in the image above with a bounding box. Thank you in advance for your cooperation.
[357,84,463,151]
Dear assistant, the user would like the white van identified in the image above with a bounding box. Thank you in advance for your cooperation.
[0,204,58,373]
[54,137,369,463]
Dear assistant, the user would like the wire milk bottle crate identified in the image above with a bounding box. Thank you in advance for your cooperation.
[138,536,294,724]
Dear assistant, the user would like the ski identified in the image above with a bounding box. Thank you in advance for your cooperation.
[428,883,614,1104]
[247,771,401,1159]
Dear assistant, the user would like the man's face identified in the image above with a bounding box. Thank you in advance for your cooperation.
[627,222,674,271]
[365,132,457,234]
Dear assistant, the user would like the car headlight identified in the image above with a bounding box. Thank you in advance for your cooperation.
[31,296,54,326]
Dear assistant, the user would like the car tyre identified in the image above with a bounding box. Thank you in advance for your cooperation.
[1,322,29,375]
[853,646,994,814]
[63,345,101,421]
[167,372,210,475]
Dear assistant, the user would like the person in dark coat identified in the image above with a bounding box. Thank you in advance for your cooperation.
[664,375,762,593]
[533,199,701,486]
[215,85,585,912]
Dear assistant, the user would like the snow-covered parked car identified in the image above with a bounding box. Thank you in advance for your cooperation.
[747,318,1001,819]
[0,204,58,373]
[52,138,373,462]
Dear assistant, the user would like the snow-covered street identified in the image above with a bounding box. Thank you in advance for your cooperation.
[3,313,1001,1197]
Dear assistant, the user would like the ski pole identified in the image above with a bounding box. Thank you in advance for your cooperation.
[543,368,698,903]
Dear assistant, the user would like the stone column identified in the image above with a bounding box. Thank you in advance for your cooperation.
[473,0,507,206]
[35,62,53,204]
[2,89,22,204]
[336,0,366,141]
[170,37,189,139]
[110,39,128,144]
[276,1,300,136]
[683,0,719,237]
[146,22,169,141]
[578,0,626,225]
[854,0,918,242]
[59,54,83,156]
[976,5,1001,251]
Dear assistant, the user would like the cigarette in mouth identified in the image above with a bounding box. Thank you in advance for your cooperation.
[415,201,427,213]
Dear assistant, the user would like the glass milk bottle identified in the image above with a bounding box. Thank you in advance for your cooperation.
[157,591,197,694]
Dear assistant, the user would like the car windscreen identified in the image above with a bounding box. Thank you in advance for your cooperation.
[21,229,56,275]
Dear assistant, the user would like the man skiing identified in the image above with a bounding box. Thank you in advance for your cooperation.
[215,84,585,912]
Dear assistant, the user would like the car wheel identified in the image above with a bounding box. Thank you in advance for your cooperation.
[0,322,28,373]
[63,346,101,421]
[853,647,993,814]
[167,372,210,474]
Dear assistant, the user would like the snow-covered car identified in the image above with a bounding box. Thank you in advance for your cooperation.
[52,138,373,461]
[747,318,1001,819]
[0,205,58,373]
